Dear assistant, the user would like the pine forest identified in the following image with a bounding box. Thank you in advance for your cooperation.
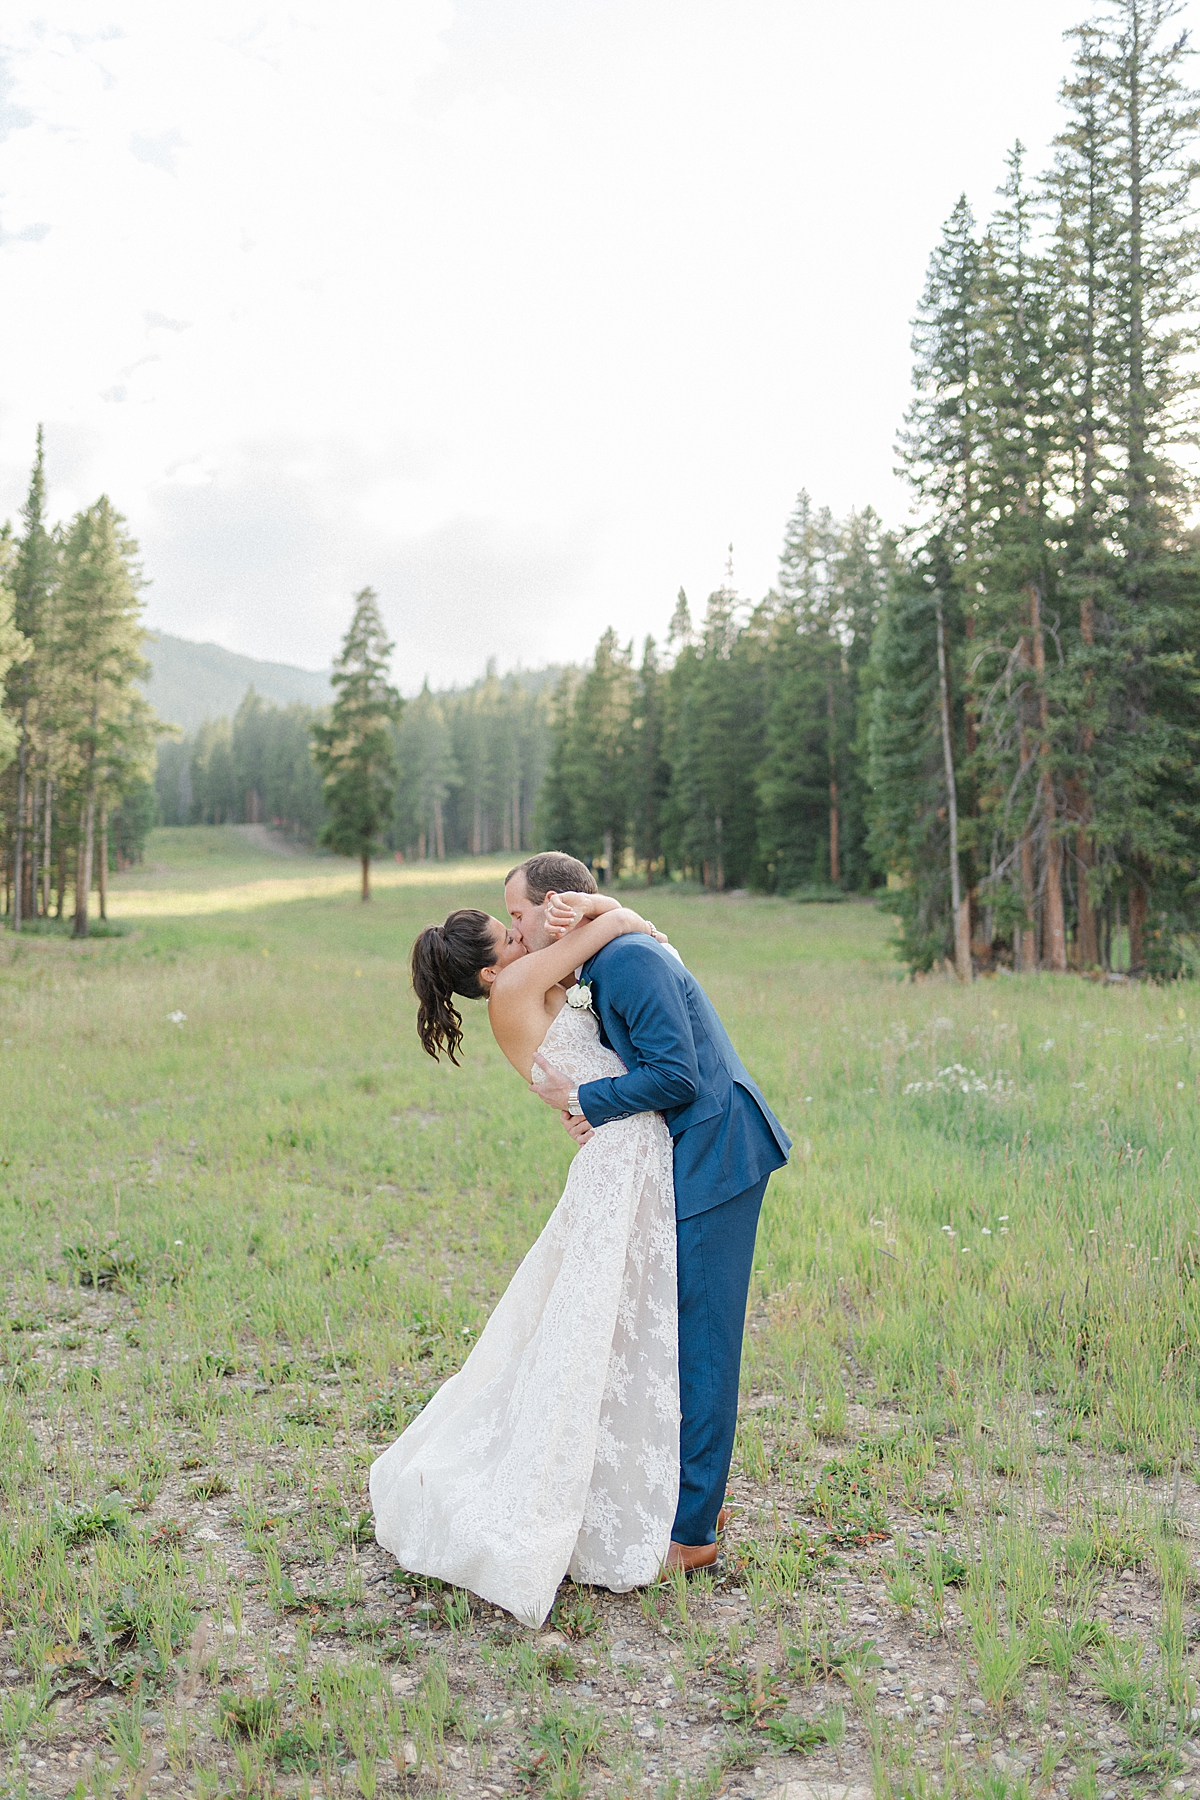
[2,0,1199,976]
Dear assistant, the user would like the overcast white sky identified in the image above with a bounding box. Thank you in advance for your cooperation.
[2,1,1195,689]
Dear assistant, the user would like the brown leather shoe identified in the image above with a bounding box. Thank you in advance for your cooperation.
[662,1539,720,1573]
[717,1507,729,1532]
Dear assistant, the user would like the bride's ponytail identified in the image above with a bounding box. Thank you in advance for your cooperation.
[410,909,499,1064]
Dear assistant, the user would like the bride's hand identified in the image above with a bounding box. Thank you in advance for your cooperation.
[544,890,613,938]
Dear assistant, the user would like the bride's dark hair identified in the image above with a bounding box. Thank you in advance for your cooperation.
[411,909,500,1064]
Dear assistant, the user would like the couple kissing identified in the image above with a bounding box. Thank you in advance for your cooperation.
[369,851,791,1628]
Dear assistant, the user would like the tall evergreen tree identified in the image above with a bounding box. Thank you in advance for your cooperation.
[668,577,763,889]
[1082,0,1200,969]
[311,588,401,899]
[560,628,636,880]
[7,430,57,929]
[56,499,152,938]
[973,144,1068,972]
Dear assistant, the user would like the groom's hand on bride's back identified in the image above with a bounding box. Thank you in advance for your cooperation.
[561,1109,594,1147]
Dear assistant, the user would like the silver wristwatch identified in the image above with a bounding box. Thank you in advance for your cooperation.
[567,1087,583,1116]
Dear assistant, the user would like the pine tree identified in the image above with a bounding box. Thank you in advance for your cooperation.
[311,588,401,899]
[867,549,972,969]
[973,144,1068,972]
[756,494,846,892]
[1050,19,1114,966]
[562,629,636,881]
[534,669,582,858]
[669,579,763,889]
[7,430,57,929]
[1082,0,1200,969]
[0,537,29,777]
[55,498,152,938]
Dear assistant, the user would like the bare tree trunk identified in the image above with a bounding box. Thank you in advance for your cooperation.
[98,805,108,921]
[829,777,839,886]
[434,798,445,861]
[56,843,65,919]
[827,679,840,886]
[512,775,521,854]
[418,831,427,861]
[77,793,96,938]
[42,778,53,920]
[29,775,40,922]
[472,798,481,857]
[934,594,971,982]
[1030,587,1067,971]
[1074,596,1099,967]
[74,795,93,939]
[1016,626,1038,972]
[361,852,370,901]
[13,692,28,931]
[714,816,724,892]
[603,829,614,885]
[1128,881,1147,973]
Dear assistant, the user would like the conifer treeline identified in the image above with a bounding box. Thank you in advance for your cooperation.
[538,508,889,895]
[547,0,1200,977]
[158,667,558,861]
[873,0,1200,977]
[0,432,159,935]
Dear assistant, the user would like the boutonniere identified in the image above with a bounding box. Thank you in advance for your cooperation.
[565,982,593,1010]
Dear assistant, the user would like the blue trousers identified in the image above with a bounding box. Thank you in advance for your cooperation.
[670,1173,770,1546]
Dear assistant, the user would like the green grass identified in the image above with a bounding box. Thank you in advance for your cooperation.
[2,827,1199,1799]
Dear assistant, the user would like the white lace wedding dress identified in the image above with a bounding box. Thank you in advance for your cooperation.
[369,1000,680,1627]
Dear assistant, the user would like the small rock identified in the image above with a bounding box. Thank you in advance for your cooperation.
[636,1724,656,1740]
[968,1697,987,1716]
[402,1741,417,1767]
[930,1695,947,1714]
[194,1527,221,1542]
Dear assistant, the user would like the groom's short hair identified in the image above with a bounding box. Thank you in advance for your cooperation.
[508,852,598,903]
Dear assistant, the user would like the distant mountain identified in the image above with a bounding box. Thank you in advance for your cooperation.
[141,633,332,733]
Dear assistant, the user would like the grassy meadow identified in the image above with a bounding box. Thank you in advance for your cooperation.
[2,825,1200,1800]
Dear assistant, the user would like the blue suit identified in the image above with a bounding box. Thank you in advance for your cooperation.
[577,935,790,1544]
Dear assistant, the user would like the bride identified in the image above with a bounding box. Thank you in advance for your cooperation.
[369,895,679,1627]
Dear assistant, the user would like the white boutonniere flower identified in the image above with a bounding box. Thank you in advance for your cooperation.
[565,982,593,1011]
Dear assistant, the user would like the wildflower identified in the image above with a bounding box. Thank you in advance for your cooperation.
[981,1228,992,1235]
[167,1010,186,1025]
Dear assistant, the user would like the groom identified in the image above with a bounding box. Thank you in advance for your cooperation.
[505,851,791,1570]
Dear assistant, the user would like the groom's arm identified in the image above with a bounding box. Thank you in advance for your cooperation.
[578,940,700,1124]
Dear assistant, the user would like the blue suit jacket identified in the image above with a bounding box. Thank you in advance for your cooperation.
[577,935,790,1221]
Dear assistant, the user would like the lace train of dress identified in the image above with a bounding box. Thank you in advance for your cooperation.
[368,1002,680,1627]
